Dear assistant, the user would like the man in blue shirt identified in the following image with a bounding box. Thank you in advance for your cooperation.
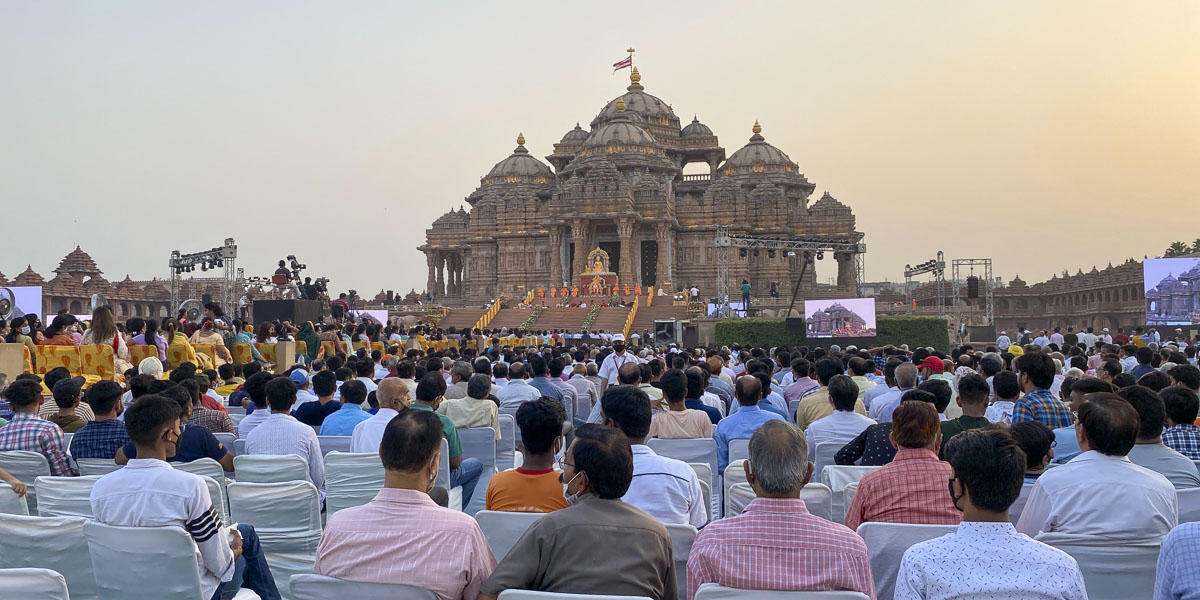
[1131,347,1157,380]
[319,376,371,436]
[527,355,566,412]
[293,370,341,426]
[117,385,234,471]
[715,375,784,471]
[69,381,130,459]
[684,367,723,425]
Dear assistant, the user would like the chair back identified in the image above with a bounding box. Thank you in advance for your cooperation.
[213,432,237,455]
[127,344,159,365]
[1036,532,1159,600]
[1179,487,1200,524]
[460,427,497,514]
[232,454,310,483]
[687,463,714,520]
[0,568,70,600]
[0,514,97,599]
[728,438,750,463]
[844,482,859,515]
[320,341,337,358]
[474,510,546,560]
[229,342,254,364]
[813,442,842,478]
[723,460,749,517]
[318,436,353,455]
[0,483,29,515]
[234,438,247,456]
[173,459,229,522]
[0,451,51,510]
[76,458,122,476]
[857,522,959,600]
[497,591,655,600]
[821,465,879,523]
[323,451,385,516]
[35,346,81,376]
[664,523,697,600]
[83,520,203,600]
[800,483,834,521]
[1008,482,1036,525]
[694,583,869,599]
[496,414,516,471]
[33,475,98,518]
[228,481,323,597]
[79,345,116,380]
[646,438,718,494]
[62,433,73,450]
[192,343,216,363]
[436,438,451,489]
[255,343,277,364]
[289,573,437,600]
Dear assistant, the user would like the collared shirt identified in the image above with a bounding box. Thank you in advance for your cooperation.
[410,403,464,459]
[684,398,722,425]
[1163,424,1200,460]
[438,396,500,439]
[895,521,1086,600]
[496,380,541,411]
[868,387,910,422]
[293,399,341,427]
[1156,522,1200,600]
[480,496,677,600]
[1016,450,1177,539]
[38,399,95,421]
[444,381,471,400]
[939,416,992,458]
[796,389,867,431]
[804,410,877,463]
[320,403,371,436]
[624,444,707,528]
[597,351,635,385]
[567,375,599,412]
[687,497,875,600]
[350,408,399,453]
[715,405,785,471]
[245,413,325,495]
[0,412,76,476]
[649,409,714,439]
[1011,389,1073,429]
[236,408,270,438]
[835,422,896,466]
[729,391,788,418]
[486,467,568,513]
[862,384,897,410]
[551,378,579,417]
[1126,443,1200,489]
[123,423,227,464]
[315,488,496,600]
[1050,332,1065,347]
[783,377,821,405]
[189,406,234,434]
[850,376,877,403]
[47,413,87,433]
[91,458,233,600]
[528,376,565,410]
[1051,426,1083,464]
[983,400,1015,424]
[845,448,960,532]
[69,418,131,460]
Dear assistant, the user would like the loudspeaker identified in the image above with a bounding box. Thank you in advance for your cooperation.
[785,318,806,334]
[654,319,679,345]
[967,276,979,299]
[386,290,394,305]
[252,299,322,325]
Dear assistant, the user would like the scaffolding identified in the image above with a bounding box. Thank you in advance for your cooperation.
[904,251,946,317]
[952,258,995,334]
[169,238,238,313]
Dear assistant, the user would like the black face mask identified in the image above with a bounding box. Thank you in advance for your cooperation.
[948,478,964,512]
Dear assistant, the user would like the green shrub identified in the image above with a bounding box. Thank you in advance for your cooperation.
[714,316,949,351]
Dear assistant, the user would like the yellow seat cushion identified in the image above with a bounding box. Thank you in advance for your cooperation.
[35,345,82,376]
[79,345,116,381]
[255,343,277,364]
[230,342,253,364]
[128,345,160,365]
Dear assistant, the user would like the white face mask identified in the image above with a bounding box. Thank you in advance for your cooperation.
[19,326,30,335]
[561,471,582,506]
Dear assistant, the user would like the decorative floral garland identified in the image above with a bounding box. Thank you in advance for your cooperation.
[421,305,448,326]
[520,305,545,330]
[580,304,601,331]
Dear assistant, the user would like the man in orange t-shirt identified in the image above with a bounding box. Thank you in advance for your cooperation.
[486,398,569,513]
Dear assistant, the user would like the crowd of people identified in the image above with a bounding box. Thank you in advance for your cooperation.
[2,302,1200,599]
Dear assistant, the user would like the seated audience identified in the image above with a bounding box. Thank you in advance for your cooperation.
[1120,385,1200,488]
[1012,353,1073,428]
[687,420,874,600]
[783,357,820,404]
[186,379,235,434]
[486,398,569,513]
[1052,376,1112,464]
[602,385,707,528]
[895,428,1086,600]
[0,379,76,475]
[938,373,991,457]
[796,358,866,430]
[69,381,129,459]
[245,377,325,497]
[410,373,484,509]
[1161,385,1200,459]
[292,369,339,426]
[314,408,496,600]
[648,368,713,439]
[351,378,410,452]
[983,369,1018,424]
[318,376,370,436]
[715,375,785,471]
[118,385,235,471]
[91,394,279,600]
[47,377,87,433]
[479,424,675,600]
[845,401,960,531]
[1016,392,1177,539]
[235,372,275,438]
[837,389,936,466]
[1155,522,1200,600]
[38,368,95,421]
[683,367,723,425]
[869,362,919,422]
[1009,420,1055,482]
[438,373,501,437]
[803,374,876,463]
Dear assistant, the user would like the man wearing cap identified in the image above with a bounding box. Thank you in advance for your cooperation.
[597,335,634,394]
[292,369,318,406]
[1019,330,1034,347]
[996,331,1012,352]
[1101,328,1113,345]
[293,368,341,427]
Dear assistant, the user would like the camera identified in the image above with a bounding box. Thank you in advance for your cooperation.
[314,277,329,293]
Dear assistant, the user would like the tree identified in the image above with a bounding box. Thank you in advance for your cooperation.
[1193,238,1200,253]
[1165,241,1189,257]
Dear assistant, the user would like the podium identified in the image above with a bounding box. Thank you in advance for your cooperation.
[252,300,322,326]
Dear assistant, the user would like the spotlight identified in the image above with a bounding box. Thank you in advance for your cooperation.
[201,264,208,272]
[817,251,825,260]
[767,250,776,259]
[753,249,760,257]
[739,249,747,258]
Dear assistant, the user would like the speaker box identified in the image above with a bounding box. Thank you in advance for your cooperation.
[785,317,806,334]
[252,299,322,325]
[967,276,979,298]
[654,319,679,345]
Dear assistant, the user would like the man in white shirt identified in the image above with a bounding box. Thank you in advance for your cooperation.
[351,378,410,453]
[236,372,275,439]
[495,362,541,411]
[1049,327,1065,348]
[995,331,1011,351]
[492,361,510,389]
[1016,393,1177,539]
[804,375,877,463]
[896,428,1086,600]
[354,360,379,394]
[1120,385,1200,488]
[597,335,634,394]
[91,394,281,600]
[444,361,474,400]
[372,350,389,381]
[245,377,326,500]
[602,384,707,528]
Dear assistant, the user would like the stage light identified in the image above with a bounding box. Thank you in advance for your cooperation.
[739,249,747,258]
[768,250,776,258]
[817,251,825,260]
[753,249,760,257]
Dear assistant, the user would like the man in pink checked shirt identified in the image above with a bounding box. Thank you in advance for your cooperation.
[314,408,496,600]
[686,420,876,600]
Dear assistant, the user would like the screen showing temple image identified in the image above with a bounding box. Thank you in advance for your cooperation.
[804,298,877,338]
[1144,257,1200,326]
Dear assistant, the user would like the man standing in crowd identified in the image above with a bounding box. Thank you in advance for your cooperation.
[597,334,635,394]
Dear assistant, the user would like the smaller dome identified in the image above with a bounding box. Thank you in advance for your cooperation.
[484,133,555,182]
[584,120,658,147]
[560,123,589,143]
[722,121,799,173]
[681,116,713,138]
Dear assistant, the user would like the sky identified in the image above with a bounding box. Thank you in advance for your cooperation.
[3,2,1198,296]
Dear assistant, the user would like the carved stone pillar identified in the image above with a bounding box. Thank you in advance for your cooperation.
[654,223,673,286]
[570,219,591,281]
[836,252,857,293]
[617,218,636,285]
[426,253,436,297]
[549,227,564,286]
[435,254,445,299]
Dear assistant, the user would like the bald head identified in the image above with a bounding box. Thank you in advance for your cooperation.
[895,363,919,390]
[376,378,410,411]
[617,362,641,385]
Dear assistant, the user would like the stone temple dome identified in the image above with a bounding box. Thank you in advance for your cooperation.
[680,116,713,138]
[591,68,679,130]
[559,123,589,144]
[482,133,555,184]
[722,121,799,174]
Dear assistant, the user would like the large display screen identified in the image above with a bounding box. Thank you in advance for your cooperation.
[0,285,43,322]
[804,298,877,338]
[1144,257,1200,326]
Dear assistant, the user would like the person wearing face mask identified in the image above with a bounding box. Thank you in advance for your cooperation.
[479,424,677,600]
[5,316,39,371]
[116,385,235,472]
[314,408,497,598]
[894,428,1086,600]
[597,335,633,394]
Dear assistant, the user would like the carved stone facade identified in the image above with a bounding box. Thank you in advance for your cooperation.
[420,68,860,305]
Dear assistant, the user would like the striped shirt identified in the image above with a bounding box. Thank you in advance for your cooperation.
[844,448,960,532]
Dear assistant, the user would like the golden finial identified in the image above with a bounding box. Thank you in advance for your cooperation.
[615,97,626,112]
[752,120,762,135]
[516,132,525,146]
[630,66,641,84]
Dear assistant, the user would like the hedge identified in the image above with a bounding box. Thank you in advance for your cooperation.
[714,317,950,351]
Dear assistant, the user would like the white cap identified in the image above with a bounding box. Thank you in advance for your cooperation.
[1103,328,1109,332]
[1023,329,1031,334]
[1000,331,1007,335]
[612,334,625,342]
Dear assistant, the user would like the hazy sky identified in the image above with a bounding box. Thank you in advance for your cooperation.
[3,2,1197,295]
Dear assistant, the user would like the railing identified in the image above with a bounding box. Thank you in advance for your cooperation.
[473,297,503,331]
[623,296,639,339]
[682,174,710,182]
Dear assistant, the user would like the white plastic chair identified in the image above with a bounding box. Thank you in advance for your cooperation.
[0,450,51,511]
[843,482,859,516]
[474,510,545,560]
[62,434,73,451]
[812,442,842,479]
[232,454,310,483]
[234,438,247,456]
[0,568,70,600]
[76,458,122,476]
[821,465,879,523]
[230,413,246,427]
[323,451,384,516]
[497,591,653,600]
[173,458,229,522]
[213,432,237,455]
[1178,487,1200,524]
[459,427,497,515]
[0,514,97,600]
[433,439,463,511]
[0,483,29,515]
[83,521,209,600]
[1037,532,1159,600]
[228,480,322,598]
[694,583,869,599]
[857,522,959,600]
[647,438,719,517]
[1007,482,1036,525]
[289,573,436,600]
[317,436,352,455]
[728,438,750,464]
[664,523,697,600]
[688,462,714,520]
[496,414,516,471]
[34,475,99,518]
[724,480,834,521]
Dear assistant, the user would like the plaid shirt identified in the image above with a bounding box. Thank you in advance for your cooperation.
[68,418,131,460]
[687,497,876,600]
[845,448,960,532]
[1163,424,1200,460]
[0,412,77,476]
[189,406,235,434]
[1011,389,1073,429]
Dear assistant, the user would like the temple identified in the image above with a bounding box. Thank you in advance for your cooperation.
[419,67,862,305]
[807,302,872,337]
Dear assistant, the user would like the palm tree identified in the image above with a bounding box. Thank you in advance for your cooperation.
[1192,238,1200,253]
[1166,241,1189,257]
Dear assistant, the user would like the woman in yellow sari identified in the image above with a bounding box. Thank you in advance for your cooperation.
[164,318,212,370]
